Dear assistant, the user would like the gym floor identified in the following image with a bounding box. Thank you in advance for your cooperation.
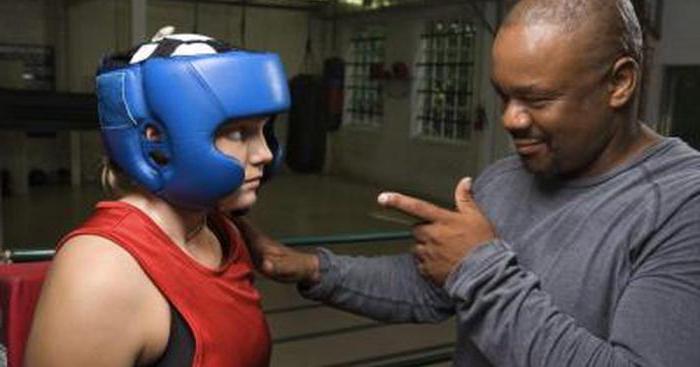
[1,173,454,366]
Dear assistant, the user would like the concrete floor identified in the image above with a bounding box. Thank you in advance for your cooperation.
[1,173,455,366]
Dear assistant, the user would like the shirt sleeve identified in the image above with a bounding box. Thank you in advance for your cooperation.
[300,248,455,323]
[444,200,700,367]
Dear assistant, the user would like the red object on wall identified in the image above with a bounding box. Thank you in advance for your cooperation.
[391,62,410,80]
[0,262,50,367]
[369,63,387,80]
[370,62,410,81]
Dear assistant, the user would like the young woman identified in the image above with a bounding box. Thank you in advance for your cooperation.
[25,33,289,367]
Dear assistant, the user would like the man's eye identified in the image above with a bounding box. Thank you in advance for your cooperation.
[526,98,551,108]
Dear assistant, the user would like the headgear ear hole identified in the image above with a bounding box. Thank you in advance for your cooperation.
[149,150,170,166]
[144,124,163,142]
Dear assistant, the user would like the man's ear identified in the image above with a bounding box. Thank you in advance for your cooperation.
[608,56,639,109]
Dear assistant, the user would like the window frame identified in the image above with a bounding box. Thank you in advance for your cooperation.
[411,19,479,144]
[343,27,387,128]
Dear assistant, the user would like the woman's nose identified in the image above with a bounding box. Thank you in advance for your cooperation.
[250,135,273,165]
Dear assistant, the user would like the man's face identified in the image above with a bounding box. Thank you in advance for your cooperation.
[491,23,617,178]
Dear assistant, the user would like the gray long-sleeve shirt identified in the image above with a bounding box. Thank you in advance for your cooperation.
[302,138,700,366]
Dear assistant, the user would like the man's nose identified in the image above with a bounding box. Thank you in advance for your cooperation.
[502,101,531,132]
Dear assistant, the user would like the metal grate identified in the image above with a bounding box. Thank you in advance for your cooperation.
[343,30,386,126]
[414,19,477,141]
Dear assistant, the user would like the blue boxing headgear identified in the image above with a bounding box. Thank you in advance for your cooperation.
[96,34,290,209]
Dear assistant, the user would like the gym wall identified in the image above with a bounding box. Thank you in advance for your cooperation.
[324,3,511,203]
[644,0,700,130]
[0,0,72,193]
[0,0,324,188]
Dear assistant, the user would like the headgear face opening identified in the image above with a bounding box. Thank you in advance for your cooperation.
[96,34,290,209]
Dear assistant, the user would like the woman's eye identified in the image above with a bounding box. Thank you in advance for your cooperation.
[227,130,244,141]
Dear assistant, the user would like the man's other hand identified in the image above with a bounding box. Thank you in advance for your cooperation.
[377,177,496,286]
[234,218,321,285]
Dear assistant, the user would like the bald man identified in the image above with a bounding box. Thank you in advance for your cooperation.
[240,1,700,366]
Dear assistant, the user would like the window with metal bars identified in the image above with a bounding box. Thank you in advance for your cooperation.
[344,30,385,126]
[414,20,477,141]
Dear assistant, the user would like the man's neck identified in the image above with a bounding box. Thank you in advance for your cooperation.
[563,121,662,180]
[603,122,662,173]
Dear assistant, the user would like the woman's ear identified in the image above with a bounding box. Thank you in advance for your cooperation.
[608,56,639,109]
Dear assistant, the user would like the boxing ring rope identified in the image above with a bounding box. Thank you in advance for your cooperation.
[1,230,415,263]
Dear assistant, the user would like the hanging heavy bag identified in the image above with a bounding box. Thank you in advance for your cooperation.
[323,57,345,132]
[285,74,326,173]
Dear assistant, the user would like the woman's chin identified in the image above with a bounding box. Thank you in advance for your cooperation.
[219,192,257,212]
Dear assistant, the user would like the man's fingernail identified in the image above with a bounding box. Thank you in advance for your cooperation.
[378,193,391,204]
[462,177,472,188]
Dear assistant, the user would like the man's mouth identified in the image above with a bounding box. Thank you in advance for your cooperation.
[513,139,547,156]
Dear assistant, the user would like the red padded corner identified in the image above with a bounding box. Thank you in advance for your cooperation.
[0,262,51,367]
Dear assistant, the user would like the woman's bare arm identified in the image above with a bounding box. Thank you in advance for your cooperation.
[25,235,170,367]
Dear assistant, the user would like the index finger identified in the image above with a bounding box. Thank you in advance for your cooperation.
[377,192,448,222]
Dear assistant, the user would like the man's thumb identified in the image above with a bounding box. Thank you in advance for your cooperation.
[454,177,474,213]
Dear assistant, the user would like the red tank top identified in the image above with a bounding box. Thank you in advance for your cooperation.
[58,201,271,367]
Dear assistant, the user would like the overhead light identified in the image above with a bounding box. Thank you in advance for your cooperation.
[339,0,365,6]
[338,0,400,10]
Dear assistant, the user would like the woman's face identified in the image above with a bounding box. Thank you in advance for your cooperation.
[214,117,273,211]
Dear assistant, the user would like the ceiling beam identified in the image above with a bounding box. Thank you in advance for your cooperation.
[325,0,498,20]
[160,0,326,12]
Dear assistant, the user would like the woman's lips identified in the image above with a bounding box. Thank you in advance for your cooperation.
[243,177,262,188]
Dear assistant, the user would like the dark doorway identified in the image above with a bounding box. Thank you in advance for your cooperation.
[663,66,700,150]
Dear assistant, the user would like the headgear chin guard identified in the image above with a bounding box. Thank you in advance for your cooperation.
[96,34,290,210]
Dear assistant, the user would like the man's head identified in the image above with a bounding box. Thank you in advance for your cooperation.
[491,0,643,178]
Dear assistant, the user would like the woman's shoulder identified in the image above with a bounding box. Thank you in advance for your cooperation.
[26,235,170,366]
[54,235,152,296]
[50,235,170,329]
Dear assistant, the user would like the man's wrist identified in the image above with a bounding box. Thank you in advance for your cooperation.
[444,239,511,294]
[300,253,321,287]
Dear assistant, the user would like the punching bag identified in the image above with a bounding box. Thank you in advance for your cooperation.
[285,74,326,173]
[323,57,345,132]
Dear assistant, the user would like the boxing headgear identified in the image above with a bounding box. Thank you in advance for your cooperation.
[96,34,290,209]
